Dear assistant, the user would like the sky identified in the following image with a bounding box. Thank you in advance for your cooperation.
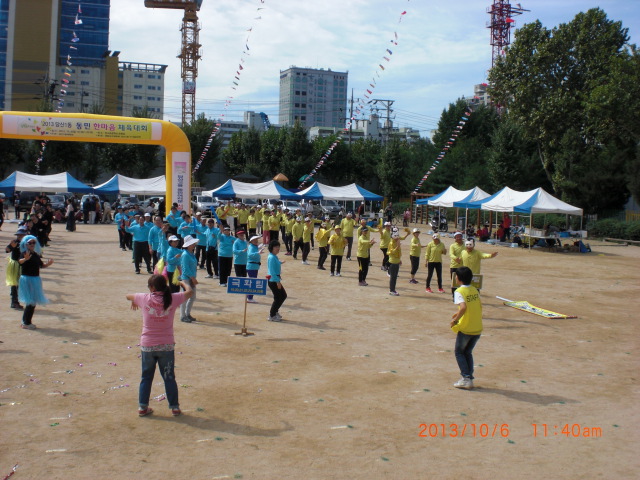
[108,0,639,135]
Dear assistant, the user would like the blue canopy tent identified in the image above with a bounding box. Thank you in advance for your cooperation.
[0,171,93,194]
[202,180,300,200]
[416,186,490,207]
[296,182,383,201]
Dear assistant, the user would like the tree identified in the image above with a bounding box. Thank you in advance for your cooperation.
[182,113,222,184]
[221,129,245,177]
[280,121,312,183]
[0,139,26,178]
[489,8,640,211]
[377,138,406,201]
[259,126,288,179]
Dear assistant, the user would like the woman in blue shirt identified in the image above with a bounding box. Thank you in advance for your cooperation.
[246,235,264,303]
[267,240,287,322]
[217,226,236,287]
[179,235,199,323]
[233,230,248,277]
[165,235,182,293]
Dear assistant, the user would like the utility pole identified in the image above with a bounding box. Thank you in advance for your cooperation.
[349,88,354,145]
[370,99,394,144]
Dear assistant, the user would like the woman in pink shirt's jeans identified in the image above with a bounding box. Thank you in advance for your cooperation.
[126,275,192,417]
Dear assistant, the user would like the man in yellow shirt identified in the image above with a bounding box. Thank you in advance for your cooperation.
[268,208,281,242]
[328,225,346,276]
[409,228,426,284]
[448,231,466,299]
[339,212,357,260]
[425,233,447,293]
[461,239,498,275]
[315,222,332,270]
[283,211,295,255]
[379,222,392,271]
[449,266,483,389]
[301,217,314,265]
[291,216,304,259]
[236,204,249,234]
[356,227,376,286]
[215,202,231,228]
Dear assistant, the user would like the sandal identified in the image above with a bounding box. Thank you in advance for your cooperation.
[138,407,153,417]
[171,408,181,417]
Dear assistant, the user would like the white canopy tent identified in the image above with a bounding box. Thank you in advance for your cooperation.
[202,179,299,200]
[0,171,93,193]
[415,186,490,208]
[93,174,166,195]
[295,182,383,201]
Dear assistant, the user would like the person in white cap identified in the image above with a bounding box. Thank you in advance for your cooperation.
[246,235,264,303]
[328,225,346,276]
[408,228,426,284]
[315,221,331,270]
[461,239,498,276]
[356,227,376,286]
[379,222,393,271]
[425,232,447,293]
[179,235,199,322]
[164,235,182,293]
[291,216,304,259]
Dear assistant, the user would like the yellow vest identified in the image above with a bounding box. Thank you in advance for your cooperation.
[452,285,483,335]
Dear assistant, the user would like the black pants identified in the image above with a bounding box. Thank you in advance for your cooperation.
[118,229,126,249]
[219,256,233,285]
[167,270,180,293]
[195,245,206,267]
[293,239,303,259]
[330,255,343,274]
[22,304,36,325]
[10,285,19,305]
[249,228,256,238]
[410,255,420,276]
[345,236,353,258]
[317,246,328,268]
[234,264,247,277]
[450,267,459,298]
[380,247,389,269]
[124,232,133,249]
[302,242,310,261]
[268,281,287,318]
[357,256,370,282]
[270,229,279,241]
[426,262,443,289]
[133,241,151,272]
[388,263,400,292]
[284,232,293,253]
[151,250,159,270]
[206,247,218,276]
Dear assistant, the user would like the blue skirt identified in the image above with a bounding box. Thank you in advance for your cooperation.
[18,275,49,306]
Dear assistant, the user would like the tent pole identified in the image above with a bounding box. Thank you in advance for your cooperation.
[529,214,533,252]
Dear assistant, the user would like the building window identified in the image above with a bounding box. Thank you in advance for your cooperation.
[133,95,142,100]
[66,92,75,96]
[134,85,142,89]
[80,81,89,85]
[301,104,306,108]
[148,74,156,79]
[148,85,156,90]
[66,102,74,107]
[80,69,90,74]
[302,91,307,96]
[295,90,300,95]
[294,103,299,108]
[301,116,306,120]
[134,73,143,78]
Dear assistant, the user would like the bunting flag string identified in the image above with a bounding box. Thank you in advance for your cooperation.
[192,0,266,175]
[412,109,473,193]
[36,1,83,173]
[298,1,410,190]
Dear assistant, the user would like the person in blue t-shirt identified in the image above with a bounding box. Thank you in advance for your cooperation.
[179,235,199,323]
[267,240,287,322]
[126,214,153,274]
[217,226,236,287]
[205,218,220,279]
[233,230,249,277]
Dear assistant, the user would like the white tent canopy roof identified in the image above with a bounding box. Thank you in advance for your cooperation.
[295,182,383,201]
[202,180,299,200]
[416,186,490,208]
[93,174,166,195]
[0,171,93,193]
[455,186,583,215]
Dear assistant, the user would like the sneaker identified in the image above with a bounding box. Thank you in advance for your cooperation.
[453,377,473,389]
[302,261,309,265]
[336,273,341,277]
[359,281,365,286]
[246,298,258,304]
[147,270,153,274]
[284,252,292,256]
[205,274,213,278]
[346,257,351,261]
[138,407,154,417]
[171,408,181,417]
[180,317,193,323]
[267,315,282,322]
[275,313,283,320]
[188,315,197,322]
[330,272,334,276]
[135,270,141,274]
[409,279,418,284]
[213,275,219,279]
[317,266,326,270]
[20,324,36,330]
[425,288,433,293]
[387,272,391,277]
[438,288,446,293]
[363,282,368,286]
[11,303,24,310]
[219,283,227,287]
[389,291,400,296]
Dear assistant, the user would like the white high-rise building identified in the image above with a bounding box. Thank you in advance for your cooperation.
[279,66,348,129]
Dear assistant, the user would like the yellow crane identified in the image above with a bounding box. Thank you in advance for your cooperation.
[144,0,203,126]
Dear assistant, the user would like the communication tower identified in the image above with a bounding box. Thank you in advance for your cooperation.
[144,0,203,126]
[487,1,529,68]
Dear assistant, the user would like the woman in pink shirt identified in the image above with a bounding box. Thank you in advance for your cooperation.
[126,274,193,417]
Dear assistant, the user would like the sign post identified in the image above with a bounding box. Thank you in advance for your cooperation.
[227,277,268,336]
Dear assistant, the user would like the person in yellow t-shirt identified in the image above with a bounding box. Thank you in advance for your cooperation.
[255,205,264,234]
[215,202,231,228]
[247,209,257,237]
[340,212,357,260]
[236,204,249,234]
[315,222,332,270]
[379,222,392,271]
[261,210,271,245]
[449,266,482,390]
[268,209,281,242]
[283,212,295,255]
[424,233,447,293]
[356,227,376,286]
[301,217,315,265]
[328,225,347,276]
[461,239,498,275]
[387,229,403,295]
[448,231,466,299]
[408,228,426,284]
[291,216,304,259]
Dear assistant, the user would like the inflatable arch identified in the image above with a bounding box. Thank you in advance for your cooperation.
[0,111,191,211]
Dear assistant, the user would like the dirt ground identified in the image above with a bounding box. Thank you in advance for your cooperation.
[1,221,638,479]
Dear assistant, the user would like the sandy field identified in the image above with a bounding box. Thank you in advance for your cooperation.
[1,221,639,479]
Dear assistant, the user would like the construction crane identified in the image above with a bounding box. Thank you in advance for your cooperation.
[144,0,203,126]
[486,0,529,68]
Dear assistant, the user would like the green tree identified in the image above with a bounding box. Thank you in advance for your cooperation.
[0,139,26,178]
[349,137,382,186]
[259,126,288,179]
[489,8,640,211]
[182,113,222,184]
[281,121,312,183]
[377,138,406,201]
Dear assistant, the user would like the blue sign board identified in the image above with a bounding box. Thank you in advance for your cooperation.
[226,277,268,296]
